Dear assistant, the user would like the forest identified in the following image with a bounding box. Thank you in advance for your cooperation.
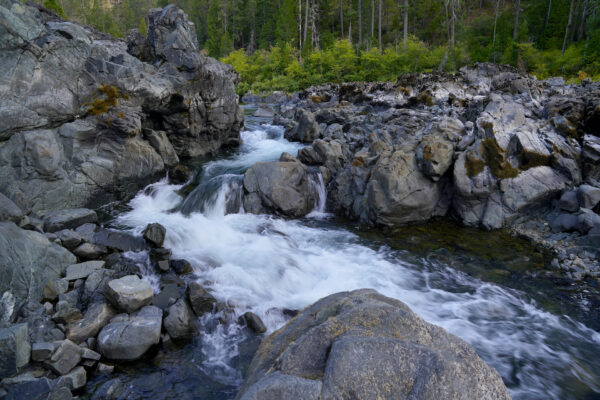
[42,0,600,93]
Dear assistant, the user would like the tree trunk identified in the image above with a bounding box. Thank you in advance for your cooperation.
[378,0,382,50]
[577,0,588,40]
[340,0,344,38]
[449,0,455,47]
[403,0,408,48]
[562,0,575,55]
[371,0,375,39]
[358,0,362,45]
[304,0,309,48]
[544,0,552,30]
[513,0,520,40]
[299,0,302,49]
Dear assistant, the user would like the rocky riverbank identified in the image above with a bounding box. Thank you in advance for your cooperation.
[241,64,600,285]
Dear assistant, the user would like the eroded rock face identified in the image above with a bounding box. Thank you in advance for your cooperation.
[236,289,511,400]
[0,0,243,214]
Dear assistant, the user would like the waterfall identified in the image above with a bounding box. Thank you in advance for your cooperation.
[307,170,329,218]
[179,174,244,217]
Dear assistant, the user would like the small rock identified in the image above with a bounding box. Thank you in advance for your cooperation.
[150,247,171,263]
[96,363,114,374]
[81,347,101,361]
[170,259,193,275]
[56,366,86,390]
[45,340,81,376]
[90,378,124,400]
[43,279,69,301]
[280,152,299,163]
[105,275,154,313]
[75,223,98,241]
[92,228,147,252]
[164,298,198,340]
[142,223,166,247]
[0,324,30,379]
[156,260,170,273]
[243,312,267,334]
[47,386,73,400]
[31,342,59,362]
[187,282,217,316]
[65,261,105,281]
[3,377,53,400]
[72,243,108,260]
[558,190,579,212]
[44,209,98,233]
[19,215,44,232]
[43,302,54,315]
[55,229,84,250]
[52,307,82,325]
[67,303,116,344]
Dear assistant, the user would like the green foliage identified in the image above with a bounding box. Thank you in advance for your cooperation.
[206,0,222,58]
[43,0,65,17]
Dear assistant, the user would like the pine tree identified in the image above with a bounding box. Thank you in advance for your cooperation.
[207,0,222,57]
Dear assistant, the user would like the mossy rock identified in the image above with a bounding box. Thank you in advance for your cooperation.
[520,149,551,170]
[86,84,123,116]
[465,150,485,177]
[482,138,519,179]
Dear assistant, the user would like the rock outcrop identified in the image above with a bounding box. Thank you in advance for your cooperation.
[258,64,599,232]
[236,289,511,400]
[0,0,243,214]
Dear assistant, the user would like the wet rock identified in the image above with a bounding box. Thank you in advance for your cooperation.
[47,386,73,400]
[82,269,115,304]
[92,229,146,252]
[56,366,86,390]
[65,261,105,281]
[254,107,275,118]
[105,275,154,313]
[243,312,267,334]
[43,209,98,233]
[143,129,179,167]
[575,208,600,233]
[170,259,193,275]
[0,324,30,379]
[0,222,76,322]
[96,363,115,375]
[577,184,600,209]
[67,303,116,344]
[243,160,313,218]
[168,164,194,184]
[236,289,510,400]
[142,223,166,247]
[97,306,162,361]
[551,214,579,233]
[153,282,186,310]
[150,247,172,263]
[163,298,198,340]
[0,192,22,223]
[187,282,217,316]
[45,339,81,376]
[582,135,600,185]
[156,260,170,273]
[90,378,125,400]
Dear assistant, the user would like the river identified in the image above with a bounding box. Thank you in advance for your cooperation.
[86,107,600,400]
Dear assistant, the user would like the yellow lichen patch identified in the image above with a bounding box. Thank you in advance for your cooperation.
[309,94,329,104]
[465,150,485,177]
[519,149,551,170]
[482,138,519,179]
[87,84,122,115]
[352,157,366,167]
[422,145,434,161]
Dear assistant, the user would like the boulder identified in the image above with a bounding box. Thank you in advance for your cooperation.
[163,298,198,340]
[31,342,59,362]
[2,377,54,400]
[577,184,600,209]
[243,312,267,334]
[236,289,510,400]
[0,222,76,322]
[97,306,162,361]
[187,282,217,315]
[142,223,166,247]
[416,137,454,181]
[56,366,86,390]
[285,109,322,143]
[105,275,154,313]
[558,190,579,212]
[0,324,30,379]
[45,339,81,376]
[55,230,84,251]
[0,192,22,223]
[92,229,147,252]
[243,161,313,218]
[43,209,98,233]
[43,279,69,302]
[72,243,108,260]
[67,303,116,344]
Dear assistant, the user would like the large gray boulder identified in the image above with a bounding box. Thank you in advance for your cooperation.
[236,290,511,400]
[97,306,162,361]
[0,192,22,223]
[0,1,243,214]
[243,160,314,218]
[0,222,76,322]
[0,324,30,379]
[285,109,322,143]
[43,208,98,233]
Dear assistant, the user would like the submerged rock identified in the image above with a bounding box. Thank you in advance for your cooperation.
[236,289,511,400]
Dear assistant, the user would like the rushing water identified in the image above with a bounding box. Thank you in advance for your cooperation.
[96,108,600,400]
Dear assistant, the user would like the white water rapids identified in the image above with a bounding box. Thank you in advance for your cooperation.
[113,114,600,399]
